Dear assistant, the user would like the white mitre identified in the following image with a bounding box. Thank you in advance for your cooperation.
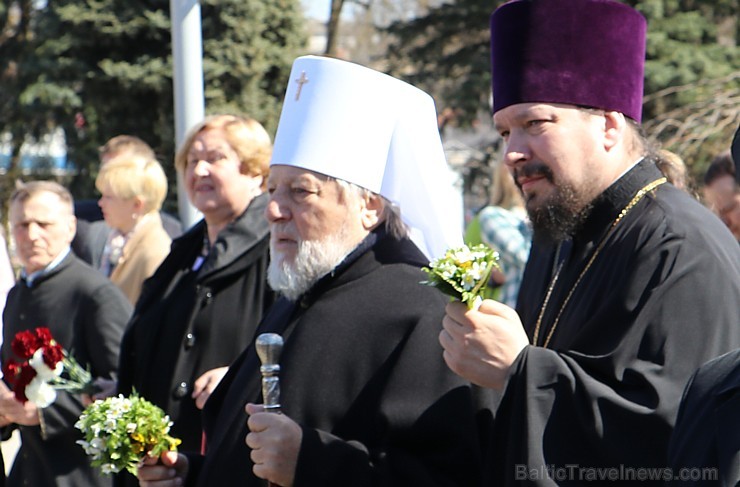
[270,55,463,260]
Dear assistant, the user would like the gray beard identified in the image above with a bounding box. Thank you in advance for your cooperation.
[267,227,357,301]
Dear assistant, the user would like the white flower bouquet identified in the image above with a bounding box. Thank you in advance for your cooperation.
[422,243,500,308]
[75,393,181,476]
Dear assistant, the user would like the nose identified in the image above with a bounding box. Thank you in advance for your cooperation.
[502,132,530,168]
[192,159,210,176]
[265,189,290,223]
[26,222,42,240]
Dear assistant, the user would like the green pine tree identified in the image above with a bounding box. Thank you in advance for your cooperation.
[1,0,306,206]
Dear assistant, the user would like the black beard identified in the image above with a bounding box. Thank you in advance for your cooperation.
[514,162,595,245]
[528,185,593,245]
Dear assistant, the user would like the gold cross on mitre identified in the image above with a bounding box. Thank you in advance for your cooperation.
[294,71,309,101]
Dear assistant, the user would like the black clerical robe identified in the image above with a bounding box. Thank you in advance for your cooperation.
[491,159,740,485]
[184,233,493,486]
[667,349,740,486]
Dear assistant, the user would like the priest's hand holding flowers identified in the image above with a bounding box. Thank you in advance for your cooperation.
[422,244,500,309]
[75,393,181,476]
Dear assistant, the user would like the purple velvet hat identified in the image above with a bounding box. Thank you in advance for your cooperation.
[490,0,647,122]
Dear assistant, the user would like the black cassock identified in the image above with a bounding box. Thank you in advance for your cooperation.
[491,159,740,485]
[184,232,494,486]
[667,349,740,486]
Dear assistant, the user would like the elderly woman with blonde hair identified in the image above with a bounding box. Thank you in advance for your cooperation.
[96,154,172,304]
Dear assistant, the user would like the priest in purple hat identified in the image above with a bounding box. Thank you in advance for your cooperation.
[440,0,740,484]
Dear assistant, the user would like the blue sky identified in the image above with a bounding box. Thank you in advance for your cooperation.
[302,0,331,21]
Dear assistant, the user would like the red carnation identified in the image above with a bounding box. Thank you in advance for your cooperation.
[2,360,21,386]
[34,327,54,347]
[43,343,65,369]
[11,330,39,360]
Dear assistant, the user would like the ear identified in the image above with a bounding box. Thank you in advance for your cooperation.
[66,215,77,243]
[360,193,384,230]
[132,196,146,213]
[602,111,627,152]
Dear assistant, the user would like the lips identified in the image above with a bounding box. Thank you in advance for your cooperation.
[271,234,297,247]
[194,183,214,193]
[518,174,547,193]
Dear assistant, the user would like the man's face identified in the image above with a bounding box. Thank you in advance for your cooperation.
[265,165,371,299]
[703,174,735,215]
[703,175,740,240]
[10,191,76,274]
[718,191,740,241]
[493,103,616,243]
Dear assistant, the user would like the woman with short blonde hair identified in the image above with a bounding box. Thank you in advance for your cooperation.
[96,154,171,304]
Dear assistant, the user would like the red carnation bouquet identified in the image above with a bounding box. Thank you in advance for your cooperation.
[2,327,96,408]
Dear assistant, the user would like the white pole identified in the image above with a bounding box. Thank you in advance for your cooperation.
[170,0,204,229]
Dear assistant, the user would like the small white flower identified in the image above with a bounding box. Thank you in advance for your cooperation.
[461,261,485,290]
[452,248,474,264]
[103,418,117,432]
[438,262,457,279]
[25,376,57,407]
[29,348,63,381]
[101,463,120,475]
[90,437,106,452]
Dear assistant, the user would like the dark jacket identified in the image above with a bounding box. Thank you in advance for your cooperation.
[184,231,493,486]
[117,194,273,458]
[2,252,132,487]
[667,349,740,486]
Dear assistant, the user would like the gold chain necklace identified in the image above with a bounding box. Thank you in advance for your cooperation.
[531,177,667,348]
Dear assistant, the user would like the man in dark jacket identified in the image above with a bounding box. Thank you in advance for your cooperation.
[138,56,489,486]
[0,181,132,487]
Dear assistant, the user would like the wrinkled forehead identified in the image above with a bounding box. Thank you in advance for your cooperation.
[268,164,333,186]
[9,194,74,228]
[11,190,71,212]
[706,175,737,197]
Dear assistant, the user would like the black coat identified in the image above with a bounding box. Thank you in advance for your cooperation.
[667,349,740,486]
[2,252,132,487]
[117,194,273,457]
[184,232,494,486]
[491,159,740,485]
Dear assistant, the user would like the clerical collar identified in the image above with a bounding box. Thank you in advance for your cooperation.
[613,156,644,185]
[575,156,663,244]
[22,247,71,287]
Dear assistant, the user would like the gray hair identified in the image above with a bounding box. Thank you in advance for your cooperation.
[333,178,408,239]
[10,180,74,215]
